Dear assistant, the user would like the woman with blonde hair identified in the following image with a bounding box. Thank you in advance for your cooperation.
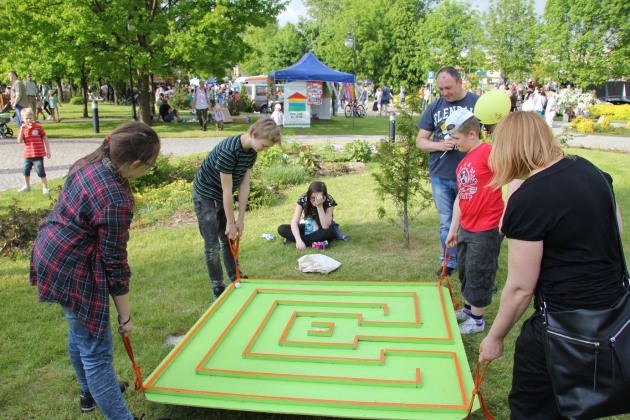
[479,111,627,418]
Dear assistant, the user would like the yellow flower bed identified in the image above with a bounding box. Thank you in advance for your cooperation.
[588,104,630,120]
[571,115,596,133]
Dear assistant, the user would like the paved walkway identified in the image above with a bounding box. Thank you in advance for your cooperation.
[1,124,628,192]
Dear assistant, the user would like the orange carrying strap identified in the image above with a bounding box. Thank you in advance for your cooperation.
[466,361,494,419]
[229,237,240,282]
[438,247,460,310]
[121,333,144,392]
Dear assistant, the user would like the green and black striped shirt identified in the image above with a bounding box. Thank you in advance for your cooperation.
[193,135,257,202]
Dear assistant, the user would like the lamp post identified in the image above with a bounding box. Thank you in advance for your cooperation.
[127,24,137,121]
[460,35,473,82]
[344,30,357,130]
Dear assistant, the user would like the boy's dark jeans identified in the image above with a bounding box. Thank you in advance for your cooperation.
[193,190,239,294]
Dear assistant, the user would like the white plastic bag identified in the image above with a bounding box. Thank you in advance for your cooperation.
[296,254,341,274]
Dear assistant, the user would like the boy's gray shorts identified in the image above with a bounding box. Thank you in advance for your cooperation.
[457,227,503,308]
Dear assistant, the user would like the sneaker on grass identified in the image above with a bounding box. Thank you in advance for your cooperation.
[455,308,471,322]
[18,185,31,193]
[459,317,485,335]
[80,381,129,413]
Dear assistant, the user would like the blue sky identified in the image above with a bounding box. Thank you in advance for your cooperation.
[278,0,548,27]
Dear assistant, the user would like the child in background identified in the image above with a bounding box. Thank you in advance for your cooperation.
[271,103,284,127]
[444,108,504,335]
[277,181,350,251]
[213,103,225,131]
[193,118,281,300]
[30,121,160,418]
[17,108,51,194]
[49,88,61,122]
[35,96,46,122]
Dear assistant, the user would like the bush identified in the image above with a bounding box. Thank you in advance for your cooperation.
[0,199,51,257]
[260,164,309,189]
[130,154,177,192]
[345,140,373,162]
[571,115,596,133]
[588,104,630,121]
[170,86,191,110]
[134,180,193,223]
[597,115,611,127]
[69,96,83,105]
[228,86,254,115]
[171,156,204,182]
[247,173,277,210]
[256,146,289,169]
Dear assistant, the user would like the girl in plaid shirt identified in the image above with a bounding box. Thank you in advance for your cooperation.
[30,121,160,419]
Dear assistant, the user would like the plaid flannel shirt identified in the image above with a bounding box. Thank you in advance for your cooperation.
[30,158,133,338]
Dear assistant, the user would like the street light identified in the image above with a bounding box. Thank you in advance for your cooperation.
[127,23,137,121]
[344,29,357,130]
[460,35,473,82]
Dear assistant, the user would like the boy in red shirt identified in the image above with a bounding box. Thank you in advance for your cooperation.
[17,108,51,194]
[444,108,504,334]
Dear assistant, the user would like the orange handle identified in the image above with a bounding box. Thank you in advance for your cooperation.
[229,238,240,282]
[466,361,493,419]
[121,333,144,392]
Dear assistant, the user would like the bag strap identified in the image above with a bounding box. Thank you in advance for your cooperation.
[595,166,629,283]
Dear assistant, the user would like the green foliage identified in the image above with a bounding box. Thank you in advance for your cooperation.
[247,172,278,210]
[345,140,373,162]
[170,87,191,111]
[130,154,178,192]
[371,109,432,246]
[260,164,309,189]
[0,199,51,257]
[556,125,574,146]
[228,86,254,116]
[69,96,83,105]
[171,156,204,183]
[256,146,290,169]
[134,180,193,223]
[298,148,321,172]
[542,0,629,87]
[484,0,540,82]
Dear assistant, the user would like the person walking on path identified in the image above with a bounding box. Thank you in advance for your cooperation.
[24,73,39,119]
[17,108,51,194]
[192,80,210,131]
[416,66,479,277]
[8,71,29,127]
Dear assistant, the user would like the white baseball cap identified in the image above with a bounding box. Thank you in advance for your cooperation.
[443,108,476,136]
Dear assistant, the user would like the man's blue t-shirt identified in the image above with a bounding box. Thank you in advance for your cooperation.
[417,92,479,180]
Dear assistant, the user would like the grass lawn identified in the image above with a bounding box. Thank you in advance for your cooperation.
[37,103,393,139]
[1,147,629,419]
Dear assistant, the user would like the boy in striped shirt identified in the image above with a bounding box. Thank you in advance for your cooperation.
[193,118,281,300]
[17,108,51,194]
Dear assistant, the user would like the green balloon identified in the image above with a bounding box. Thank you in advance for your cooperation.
[474,90,511,125]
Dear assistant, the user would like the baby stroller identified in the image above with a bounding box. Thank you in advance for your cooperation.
[0,111,13,139]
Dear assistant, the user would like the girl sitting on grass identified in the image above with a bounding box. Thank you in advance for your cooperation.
[30,121,160,419]
[277,181,350,250]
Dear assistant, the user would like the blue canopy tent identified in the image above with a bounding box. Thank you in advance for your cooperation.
[268,52,355,83]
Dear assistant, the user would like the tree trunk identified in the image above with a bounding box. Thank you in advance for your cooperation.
[81,63,89,118]
[137,69,152,126]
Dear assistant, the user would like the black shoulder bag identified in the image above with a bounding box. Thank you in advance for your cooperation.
[540,169,630,419]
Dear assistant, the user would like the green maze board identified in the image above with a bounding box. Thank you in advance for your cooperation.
[144,280,479,419]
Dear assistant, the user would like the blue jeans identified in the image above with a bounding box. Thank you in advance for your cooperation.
[430,176,458,269]
[193,190,240,294]
[62,306,133,419]
[14,104,24,127]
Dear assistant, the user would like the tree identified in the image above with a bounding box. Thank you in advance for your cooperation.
[483,0,541,82]
[241,23,309,75]
[414,0,481,81]
[2,0,285,124]
[372,104,432,247]
[542,0,630,87]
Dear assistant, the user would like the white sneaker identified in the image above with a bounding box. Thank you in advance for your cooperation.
[18,185,31,193]
[42,187,50,194]
[455,308,471,322]
[459,317,485,335]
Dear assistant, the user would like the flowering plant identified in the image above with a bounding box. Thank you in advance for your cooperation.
[555,88,598,114]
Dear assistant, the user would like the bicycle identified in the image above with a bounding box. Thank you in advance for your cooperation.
[345,100,367,118]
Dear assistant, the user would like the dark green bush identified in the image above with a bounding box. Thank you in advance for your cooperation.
[345,140,373,162]
[170,86,191,110]
[130,154,177,192]
[69,96,83,105]
[171,156,204,182]
[0,199,51,257]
